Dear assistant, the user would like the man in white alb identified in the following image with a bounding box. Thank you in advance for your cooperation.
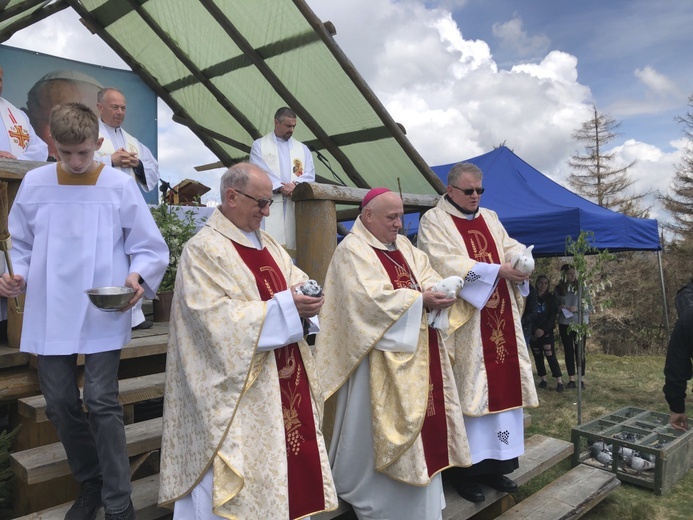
[0,65,48,161]
[249,107,315,253]
[95,87,160,329]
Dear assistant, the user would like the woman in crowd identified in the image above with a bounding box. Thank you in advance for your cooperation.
[530,275,564,392]
[554,264,589,389]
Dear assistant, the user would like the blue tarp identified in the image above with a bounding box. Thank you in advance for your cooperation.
[429,146,661,256]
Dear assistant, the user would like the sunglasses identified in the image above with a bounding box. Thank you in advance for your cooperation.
[236,190,274,208]
[450,185,485,196]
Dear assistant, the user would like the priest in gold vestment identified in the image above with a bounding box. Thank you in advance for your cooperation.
[158,163,337,519]
[417,162,539,504]
[315,188,472,520]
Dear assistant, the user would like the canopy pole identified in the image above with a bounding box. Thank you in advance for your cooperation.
[658,250,670,338]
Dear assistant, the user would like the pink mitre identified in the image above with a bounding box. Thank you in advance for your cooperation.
[360,187,391,210]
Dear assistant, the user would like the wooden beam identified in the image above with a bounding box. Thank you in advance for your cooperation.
[64,0,235,165]
[0,1,70,42]
[171,115,251,154]
[292,0,446,194]
[293,181,439,207]
[199,0,370,189]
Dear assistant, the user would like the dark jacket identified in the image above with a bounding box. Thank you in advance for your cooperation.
[532,290,557,338]
[521,283,537,338]
[663,306,693,413]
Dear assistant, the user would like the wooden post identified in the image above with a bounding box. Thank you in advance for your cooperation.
[0,159,46,348]
[293,182,440,284]
[295,199,337,286]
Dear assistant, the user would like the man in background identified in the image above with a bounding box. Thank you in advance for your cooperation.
[249,107,315,254]
[96,87,160,330]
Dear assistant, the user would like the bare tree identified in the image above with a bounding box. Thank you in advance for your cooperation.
[660,93,693,240]
[568,105,648,217]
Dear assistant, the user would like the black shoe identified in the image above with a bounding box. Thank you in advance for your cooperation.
[538,380,547,389]
[105,500,135,520]
[556,382,565,393]
[581,381,586,389]
[65,478,103,520]
[452,480,485,503]
[566,381,576,389]
[482,474,518,493]
[132,319,153,330]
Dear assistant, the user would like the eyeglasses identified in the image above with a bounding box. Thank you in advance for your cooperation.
[236,190,274,208]
[450,185,485,196]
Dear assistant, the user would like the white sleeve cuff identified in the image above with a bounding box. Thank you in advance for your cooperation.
[257,289,305,351]
[459,262,500,310]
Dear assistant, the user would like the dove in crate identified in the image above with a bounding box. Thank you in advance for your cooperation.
[427,275,464,331]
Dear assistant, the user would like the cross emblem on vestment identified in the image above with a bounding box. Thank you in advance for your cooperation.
[9,125,30,149]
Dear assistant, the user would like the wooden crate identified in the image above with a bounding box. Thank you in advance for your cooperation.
[571,406,693,495]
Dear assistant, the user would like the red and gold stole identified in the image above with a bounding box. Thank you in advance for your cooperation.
[450,215,522,411]
[373,248,450,476]
[233,242,325,519]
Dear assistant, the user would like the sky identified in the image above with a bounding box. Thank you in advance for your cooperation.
[4,0,692,226]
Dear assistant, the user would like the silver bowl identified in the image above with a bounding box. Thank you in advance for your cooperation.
[85,286,136,312]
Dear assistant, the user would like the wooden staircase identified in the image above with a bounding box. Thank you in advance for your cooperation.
[3,322,618,520]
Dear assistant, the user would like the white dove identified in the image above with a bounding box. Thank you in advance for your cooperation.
[511,245,535,274]
[427,275,464,331]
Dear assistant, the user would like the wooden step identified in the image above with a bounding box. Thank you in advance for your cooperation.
[27,323,170,369]
[14,473,170,520]
[315,434,574,520]
[17,373,166,423]
[497,464,619,519]
[442,434,574,519]
[11,417,163,485]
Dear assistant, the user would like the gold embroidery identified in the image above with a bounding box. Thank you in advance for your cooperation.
[277,348,296,379]
[468,230,494,263]
[9,125,29,149]
[487,298,509,363]
[426,383,436,417]
[282,363,305,456]
[259,265,283,296]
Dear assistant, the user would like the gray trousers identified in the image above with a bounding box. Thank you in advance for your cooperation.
[38,350,131,512]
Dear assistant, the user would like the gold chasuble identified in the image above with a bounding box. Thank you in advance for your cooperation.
[417,198,538,417]
[315,217,471,485]
[159,209,337,519]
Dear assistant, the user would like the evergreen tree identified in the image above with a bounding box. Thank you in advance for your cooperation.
[568,105,647,217]
[660,93,693,240]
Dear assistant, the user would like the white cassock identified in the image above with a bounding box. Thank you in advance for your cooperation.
[95,119,160,327]
[249,132,315,251]
[0,97,48,162]
[8,163,168,355]
[329,296,446,520]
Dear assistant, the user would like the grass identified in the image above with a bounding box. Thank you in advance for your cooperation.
[520,351,693,520]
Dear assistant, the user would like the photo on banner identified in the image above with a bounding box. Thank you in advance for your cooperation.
[0,44,159,202]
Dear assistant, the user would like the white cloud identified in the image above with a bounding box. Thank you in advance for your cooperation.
[492,14,550,57]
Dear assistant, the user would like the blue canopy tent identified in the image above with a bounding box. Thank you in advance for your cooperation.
[429,146,668,338]
[429,146,661,256]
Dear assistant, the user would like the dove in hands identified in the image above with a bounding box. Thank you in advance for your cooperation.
[428,275,464,331]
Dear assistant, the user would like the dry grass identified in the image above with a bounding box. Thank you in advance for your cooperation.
[520,350,693,520]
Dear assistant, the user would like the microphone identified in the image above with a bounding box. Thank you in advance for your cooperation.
[309,146,347,186]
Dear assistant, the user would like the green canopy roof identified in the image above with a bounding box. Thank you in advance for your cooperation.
[0,0,444,194]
